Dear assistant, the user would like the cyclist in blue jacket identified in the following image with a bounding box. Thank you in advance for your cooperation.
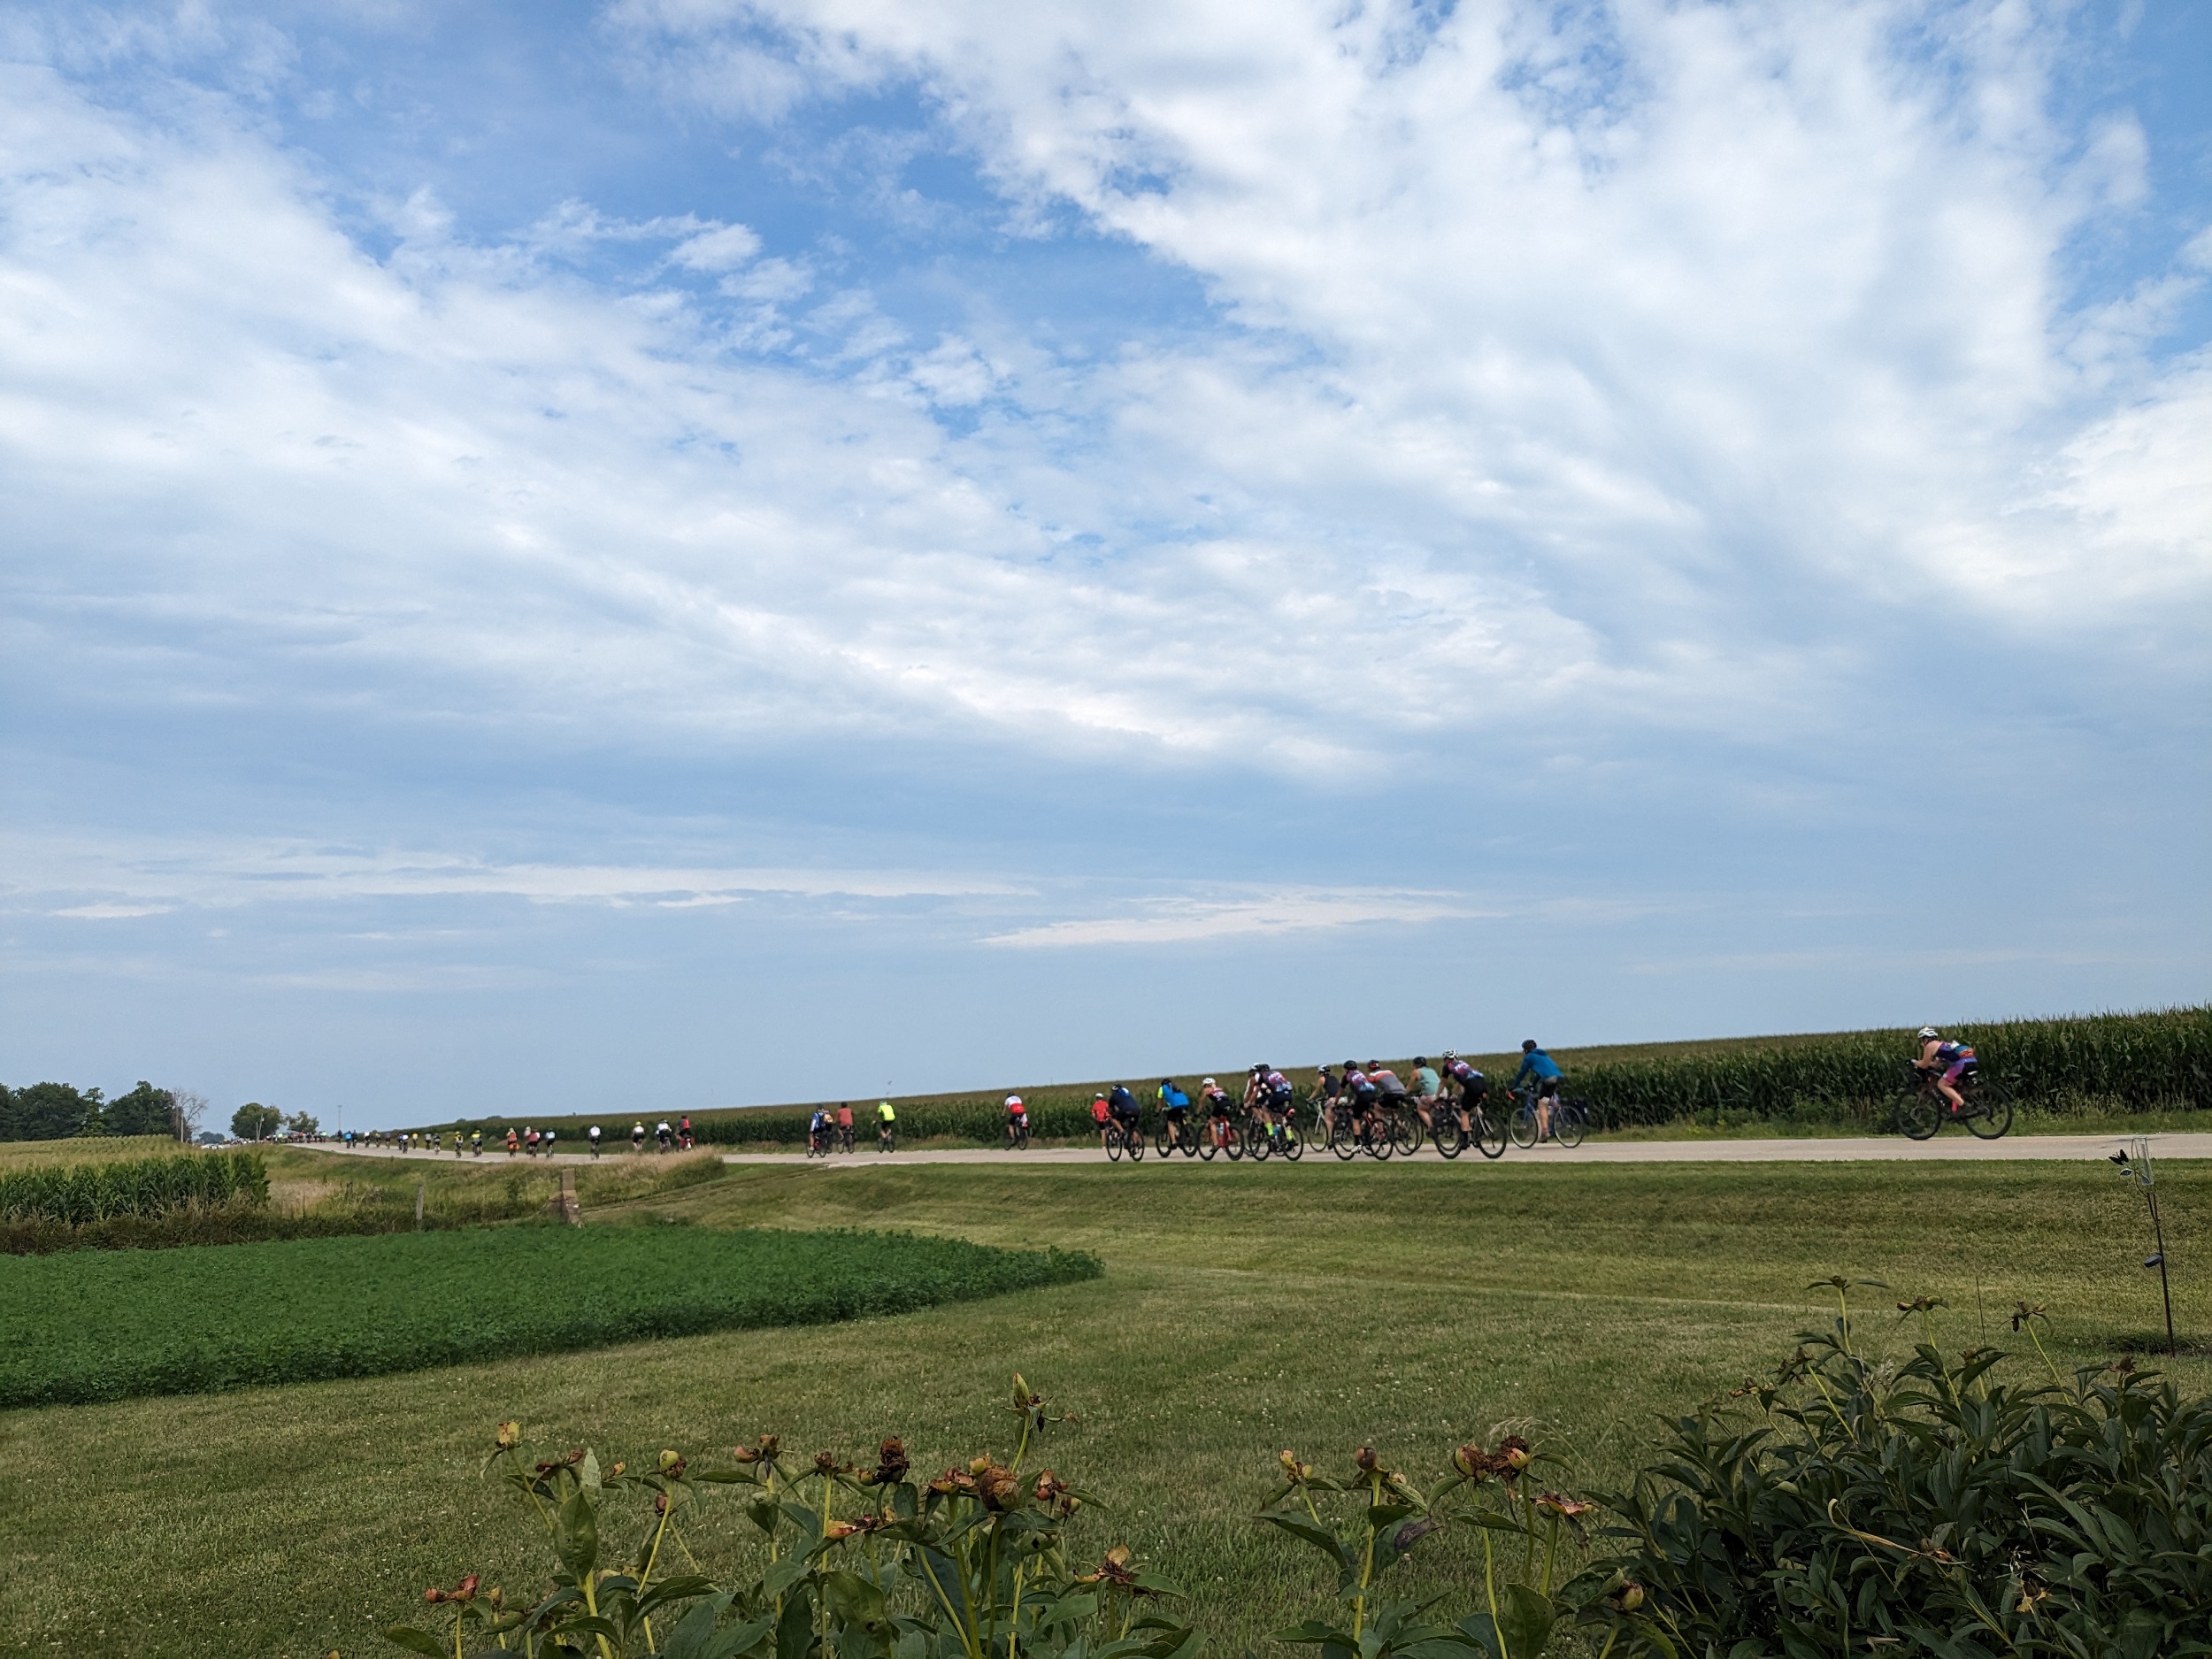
[1513,1040,1563,1142]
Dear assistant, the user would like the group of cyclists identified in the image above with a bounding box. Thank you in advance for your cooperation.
[342,1119,702,1156]
[1051,1041,1580,1162]
[807,1100,902,1156]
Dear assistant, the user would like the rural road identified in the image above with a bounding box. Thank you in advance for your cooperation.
[303,1131,2212,1167]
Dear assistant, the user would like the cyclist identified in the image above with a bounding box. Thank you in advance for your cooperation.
[1157,1079,1191,1149]
[808,1107,831,1155]
[1409,1056,1443,1133]
[588,1123,602,1157]
[1107,1084,1141,1147]
[1256,1065,1294,1146]
[1342,1061,1381,1148]
[655,1118,672,1152]
[1441,1051,1487,1137]
[1089,1091,1112,1150]
[1913,1027,1978,1115]
[1004,1094,1029,1148]
[469,1129,482,1156]
[1202,1077,1236,1149]
[834,1102,854,1151]
[1512,1041,1563,1141]
[504,1126,520,1156]
[876,1099,897,1151]
[542,1127,557,1156]
[680,1114,695,1150]
[1313,1065,1340,1140]
[631,1120,645,1152]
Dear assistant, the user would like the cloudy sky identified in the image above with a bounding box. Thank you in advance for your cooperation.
[3,0,2206,1125]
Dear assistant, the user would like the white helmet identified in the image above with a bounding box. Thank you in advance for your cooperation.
[1918,1026,1939,1040]
[1201,1077,1216,1087]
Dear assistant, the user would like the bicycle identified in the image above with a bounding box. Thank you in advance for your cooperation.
[805,1124,833,1158]
[1433,1092,1509,1159]
[1153,1112,1198,1158]
[877,1121,897,1154]
[1328,1102,1393,1160]
[1005,1117,1032,1151]
[1897,1064,2011,1141]
[1241,1110,1305,1162]
[1198,1113,1243,1161]
[1508,1086,1588,1149]
[1103,1118,1147,1162]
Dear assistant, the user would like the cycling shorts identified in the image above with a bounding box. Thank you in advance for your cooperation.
[1534,1077,1561,1101]
[1163,1102,1187,1118]
[1208,1101,1233,1118]
[1942,1057,1976,1085]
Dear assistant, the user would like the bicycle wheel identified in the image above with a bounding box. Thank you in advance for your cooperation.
[1128,1127,1146,1161]
[1475,1109,1508,1159]
[1899,1097,1939,1141]
[1388,1113,1419,1157]
[1153,1118,1172,1157]
[1106,1128,1124,1162]
[1509,1103,1540,1149]
[1225,1121,1245,1161]
[1964,1094,2013,1140]
[1244,1119,1271,1162]
[1330,1118,1357,1160]
[1280,1121,1305,1162]
[1179,1125,1200,1158]
[1554,1103,1586,1150]
[1434,1118,1463,1159]
[1199,1127,1219,1161]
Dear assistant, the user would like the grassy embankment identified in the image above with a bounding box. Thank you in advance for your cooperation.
[0,1152,2204,1656]
[0,1135,180,1170]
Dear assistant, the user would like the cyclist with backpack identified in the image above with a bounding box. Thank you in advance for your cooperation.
[1156,1079,1190,1150]
[876,1099,897,1151]
[1913,1027,1978,1115]
[1107,1084,1141,1149]
[1003,1094,1030,1148]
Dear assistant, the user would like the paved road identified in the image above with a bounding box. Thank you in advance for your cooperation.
[302,1131,2212,1168]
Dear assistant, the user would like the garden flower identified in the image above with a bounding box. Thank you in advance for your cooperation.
[1604,1581,1645,1613]
[495,1421,522,1451]
[1533,1493,1590,1519]
[660,1451,687,1477]
[977,1463,1021,1510]
[822,1520,859,1541]
[1497,1436,1531,1479]
[1451,1443,1494,1480]
[1353,1446,1379,1473]
[1079,1546,1141,1588]
[814,1451,841,1477]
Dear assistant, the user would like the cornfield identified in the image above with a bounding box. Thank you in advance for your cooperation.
[0,1149,268,1225]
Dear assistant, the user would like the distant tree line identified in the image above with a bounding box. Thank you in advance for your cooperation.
[0,1082,209,1142]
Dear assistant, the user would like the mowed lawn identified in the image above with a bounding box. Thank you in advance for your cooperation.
[0,1156,2204,1658]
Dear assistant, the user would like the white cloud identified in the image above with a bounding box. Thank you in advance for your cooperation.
[669,220,762,271]
[982,887,1499,948]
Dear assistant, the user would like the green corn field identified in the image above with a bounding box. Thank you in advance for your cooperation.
[0,1149,269,1226]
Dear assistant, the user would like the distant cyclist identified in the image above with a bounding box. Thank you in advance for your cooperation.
[1158,1079,1191,1149]
[1090,1092,1112,1150]
[834,1102,854,1151]
[1202,1077,1235,1148]
[876,1099,897,1151]
[631,1120,645,1152]
[504,1126,520,1156]
[1342,1061,1380,1146]
[1513,1040,1563,1141]
[1913,1027,1977,1115]
[1004,1094,1029,1148]
[542,1127,556,1156]
[1314,1065,1340,1139]
[809,1107,831,1155]
[655,1118,672,1152]
[1106,1083,1141,1148]
[1409,1056,1443,1132]
[1441,1051,1487,1136]
[588,1124,602,1158]
[680,1114,695,1150]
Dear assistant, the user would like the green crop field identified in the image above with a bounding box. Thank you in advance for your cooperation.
[0,1135,182,1171]
[0,1224,1099,1409]
[0,1154,2206,1656]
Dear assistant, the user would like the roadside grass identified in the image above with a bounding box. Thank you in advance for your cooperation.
[261,1144,728,1222]
[0,1135,180,1170]
[0,1158,2205,1658]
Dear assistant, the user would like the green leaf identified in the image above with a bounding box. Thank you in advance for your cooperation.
[555,1485,599,1578]
[637,1573,719,1617]
[380,1626,448,1656]
[1498,1587,1558,1659]
[1274,1621,1350,1645]
[1259,1512,1351,1568]
[764,1554,813,1600]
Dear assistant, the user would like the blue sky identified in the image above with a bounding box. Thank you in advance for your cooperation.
[2,0,2207,1128]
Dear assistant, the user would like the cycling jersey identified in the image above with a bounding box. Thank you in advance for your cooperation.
[877,1102,895,1122]
[1370,1069,1406,1096]
[1262,1070,1292,1105]
[1344,1068,1377,1102]
[1090,1097,1110,1124]
[1203,1087,1233,1117]
[1005,1095,1027,1118]
[1107,1086,1139,1119]
[1412,1066,1440,1099]
[1162,1089,1189,1113]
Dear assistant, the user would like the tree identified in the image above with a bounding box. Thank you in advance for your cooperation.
[230,1102,281,1141]
[172,1089,209,1141]
[4,1082,98,1141]
[104,1081,178,1138]
[284,1110,321,1138]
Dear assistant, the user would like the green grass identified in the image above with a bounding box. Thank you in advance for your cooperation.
[0,1225,1099,1408]
[0,1157,2205,1657]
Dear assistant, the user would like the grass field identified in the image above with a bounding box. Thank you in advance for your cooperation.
[0,1135,180,1170]
[0,1156,2204,1657]
[0,1225,1098,1408]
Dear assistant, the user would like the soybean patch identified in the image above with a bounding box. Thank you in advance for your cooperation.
[0,1225,1099,1407]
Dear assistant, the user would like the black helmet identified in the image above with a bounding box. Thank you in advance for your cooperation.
[1521,1039,1538,1052]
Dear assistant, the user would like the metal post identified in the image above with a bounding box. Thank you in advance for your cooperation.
[2120,1137,2177,1358]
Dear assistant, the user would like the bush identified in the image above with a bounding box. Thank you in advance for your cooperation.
[1590,1286,2212,1655]
[0,1226,1103,1407]
[0,1148,265,1225]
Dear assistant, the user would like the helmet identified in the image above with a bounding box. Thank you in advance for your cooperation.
[1442,1049,1456,1061]
[1413,1056,1427,1067]
[1521,1040,1538,1052]
[1201,1078,1215,1087]
[1918,1026,1939,1041]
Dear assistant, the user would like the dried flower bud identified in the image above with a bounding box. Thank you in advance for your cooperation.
[1354,1447,1379,1473]
[1451,1444,1490,1479]
[732,1447,760,1464]
[823,1520,859,1542]
[610,1462,626,1477]
[757,1434,780,1458]
[487,1588,503,1609]
[495,1421,521,1450]
[1607,1581,1645,1613]
[425,1588,445,1604]
[455,1575,480,1602]
[978,1463,1021,1510]
[969,1455,993,1475]
[874,1437,910,1484]
[814,1452,840,1477]
[660,1450,686,1475]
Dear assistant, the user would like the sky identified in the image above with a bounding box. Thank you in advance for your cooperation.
[1,0,2207,1128]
